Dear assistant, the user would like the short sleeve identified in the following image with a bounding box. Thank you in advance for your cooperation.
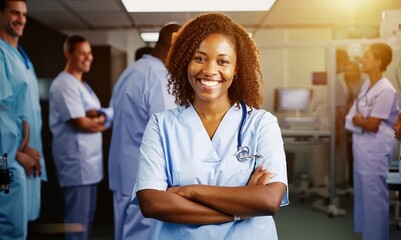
[52,80,86,122]
[370,88,397,120]
[257,113,289,206]
[131,114,169,204]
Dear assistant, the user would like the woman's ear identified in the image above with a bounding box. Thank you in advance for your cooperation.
[374,58,382,70]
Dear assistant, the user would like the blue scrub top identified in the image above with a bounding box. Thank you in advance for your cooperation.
[109,54,176,196]
[133,104,289,240]
[0,39,28,167]
[0,38,31,240]
[49,71,103,187]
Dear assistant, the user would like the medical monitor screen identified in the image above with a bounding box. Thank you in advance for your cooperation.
[275,88,312,112]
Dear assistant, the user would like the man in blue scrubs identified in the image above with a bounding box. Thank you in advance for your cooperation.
[0,0,45,239]
[108,23,180,240]
[49,35,112,240]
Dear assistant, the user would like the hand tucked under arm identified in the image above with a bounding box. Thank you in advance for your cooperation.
[86,109,106,125]
[70,117,106,133]
[352,113,382,133]
[247,165,274,185]
[96,114,106,124]
[137,189,233,225]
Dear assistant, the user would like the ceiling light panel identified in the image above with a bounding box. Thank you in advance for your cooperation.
[122,0,276,12]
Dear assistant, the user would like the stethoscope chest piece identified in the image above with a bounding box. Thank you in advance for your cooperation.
[235,146,262,162]
[235,101,263,162]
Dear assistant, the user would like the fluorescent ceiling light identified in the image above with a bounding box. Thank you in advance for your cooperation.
[140,32,159,42]
[140,31,254,43]
[122,0,276,12]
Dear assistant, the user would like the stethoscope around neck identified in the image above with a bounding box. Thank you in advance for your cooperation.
[234,101,263,162]
[355,80,379,113]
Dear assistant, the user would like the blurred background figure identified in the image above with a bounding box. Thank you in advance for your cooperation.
[134,46,153,61]
[344,61,364,113]
[334,49,350,186]
[343,60,364,187]
[108,23,180,240]
[345,42,398,240]
[49,35,112,240]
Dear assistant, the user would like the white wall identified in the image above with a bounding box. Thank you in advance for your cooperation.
[254,28,332,111]
[62,28,145,64]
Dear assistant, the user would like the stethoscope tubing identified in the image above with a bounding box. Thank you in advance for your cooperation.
[236,101,262,162]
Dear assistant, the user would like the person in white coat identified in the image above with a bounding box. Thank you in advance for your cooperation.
[49,35,112,240]
[132,12,289,240]
[345,42,398,240]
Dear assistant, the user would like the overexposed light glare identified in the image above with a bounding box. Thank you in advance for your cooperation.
[141,31,254,43]
[122,0,276,12]
[140,32,159,42]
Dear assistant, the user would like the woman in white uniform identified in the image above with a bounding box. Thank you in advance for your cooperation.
[132,13,289,240]
[345,43,398,240]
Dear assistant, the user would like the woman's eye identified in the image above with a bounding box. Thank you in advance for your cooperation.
[219,59,230,65]
[193,56,206,62]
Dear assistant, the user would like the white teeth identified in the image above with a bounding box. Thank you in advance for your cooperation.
[200,80,219,87]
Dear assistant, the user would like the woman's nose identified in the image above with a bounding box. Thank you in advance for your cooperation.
[202,62,218,75]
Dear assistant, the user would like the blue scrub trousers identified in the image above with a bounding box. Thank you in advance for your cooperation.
[113,190,152,240]
[63,184,97,240]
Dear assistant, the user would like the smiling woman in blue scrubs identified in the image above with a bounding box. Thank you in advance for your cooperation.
[132,12,289,240]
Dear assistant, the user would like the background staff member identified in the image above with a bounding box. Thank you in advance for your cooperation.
[108,23,180,240]
[49,35,112,240]
[345,42,398,240]
[0,0,44,239]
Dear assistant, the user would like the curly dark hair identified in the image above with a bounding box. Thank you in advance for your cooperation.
[165,12,263,109]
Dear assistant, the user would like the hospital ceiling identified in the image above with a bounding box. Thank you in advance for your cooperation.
[28,0,401,36]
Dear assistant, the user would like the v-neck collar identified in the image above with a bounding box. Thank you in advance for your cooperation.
[0,39,31,69]
[179,104,242,162]
[185,104,238,141]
